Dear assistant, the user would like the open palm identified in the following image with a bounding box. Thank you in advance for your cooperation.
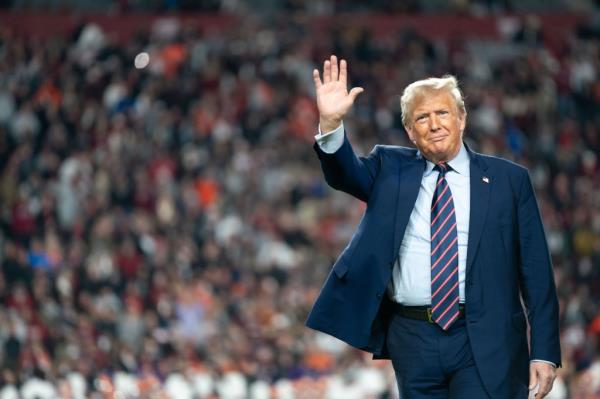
[313,55,364,132]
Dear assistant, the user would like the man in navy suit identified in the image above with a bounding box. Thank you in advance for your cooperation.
[306,55,561,398]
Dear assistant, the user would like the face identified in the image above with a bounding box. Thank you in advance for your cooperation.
[405,91,466,164]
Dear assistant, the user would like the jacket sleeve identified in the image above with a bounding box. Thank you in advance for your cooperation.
[516,169,562,367]
[313,130,382,202]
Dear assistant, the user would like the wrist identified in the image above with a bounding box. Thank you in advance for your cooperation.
[319,117,342,133]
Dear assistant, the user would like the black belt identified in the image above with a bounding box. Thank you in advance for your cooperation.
[393,303,466,323]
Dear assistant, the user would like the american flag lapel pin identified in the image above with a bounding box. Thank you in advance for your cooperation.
[482,176,489,183]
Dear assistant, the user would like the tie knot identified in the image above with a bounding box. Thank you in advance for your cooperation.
[434,163,451,175]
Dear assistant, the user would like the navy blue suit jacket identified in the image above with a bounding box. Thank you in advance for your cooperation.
[306,132,561,398]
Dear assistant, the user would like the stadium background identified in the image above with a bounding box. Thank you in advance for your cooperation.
[0,0,599,397]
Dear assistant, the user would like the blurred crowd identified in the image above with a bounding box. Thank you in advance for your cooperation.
[1,0,599,14]
[0,7,599,399]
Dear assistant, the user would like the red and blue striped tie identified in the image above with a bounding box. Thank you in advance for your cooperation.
[430,163,460,330]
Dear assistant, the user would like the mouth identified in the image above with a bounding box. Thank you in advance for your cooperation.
[429,133,449,142]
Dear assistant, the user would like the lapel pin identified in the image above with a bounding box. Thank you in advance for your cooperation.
[482,177,489,183]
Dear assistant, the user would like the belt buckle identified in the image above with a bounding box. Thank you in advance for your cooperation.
[427,307,434,323]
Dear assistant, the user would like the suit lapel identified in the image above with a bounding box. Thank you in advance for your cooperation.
[393,154,425,254]
[466,149,490,278]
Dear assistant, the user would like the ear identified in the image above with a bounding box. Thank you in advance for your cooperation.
[459,112,466,133]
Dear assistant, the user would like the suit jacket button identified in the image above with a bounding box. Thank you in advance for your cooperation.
[376,293,382,299]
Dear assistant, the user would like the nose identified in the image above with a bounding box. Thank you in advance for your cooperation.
[429,114,440,131]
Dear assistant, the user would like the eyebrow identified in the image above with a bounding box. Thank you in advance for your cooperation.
[415,107,450,117]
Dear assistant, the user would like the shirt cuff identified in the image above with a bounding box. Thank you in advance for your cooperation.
[530,359,556,368]
[314,122,344,154]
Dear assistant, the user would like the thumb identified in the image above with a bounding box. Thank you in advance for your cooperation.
[348,87,364,102]
[529,367,538,390]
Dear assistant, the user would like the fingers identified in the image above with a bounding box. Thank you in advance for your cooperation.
[313,69,322,90]
[322,55,342,84]
[330,55,338,81]
[535,375,555,398]
[317,56,364,102]
[528,367,538,391]
[323,59,331,84]
[349,87,364,102]
[339,59,347,86]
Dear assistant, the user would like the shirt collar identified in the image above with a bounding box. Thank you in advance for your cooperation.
[423,142,470,176]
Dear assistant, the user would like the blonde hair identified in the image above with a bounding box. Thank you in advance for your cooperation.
[400,75,466,128]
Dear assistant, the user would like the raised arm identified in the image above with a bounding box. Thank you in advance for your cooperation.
[313,56,381,202]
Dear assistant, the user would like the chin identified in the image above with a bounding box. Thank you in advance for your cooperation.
[431,143,450,154]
